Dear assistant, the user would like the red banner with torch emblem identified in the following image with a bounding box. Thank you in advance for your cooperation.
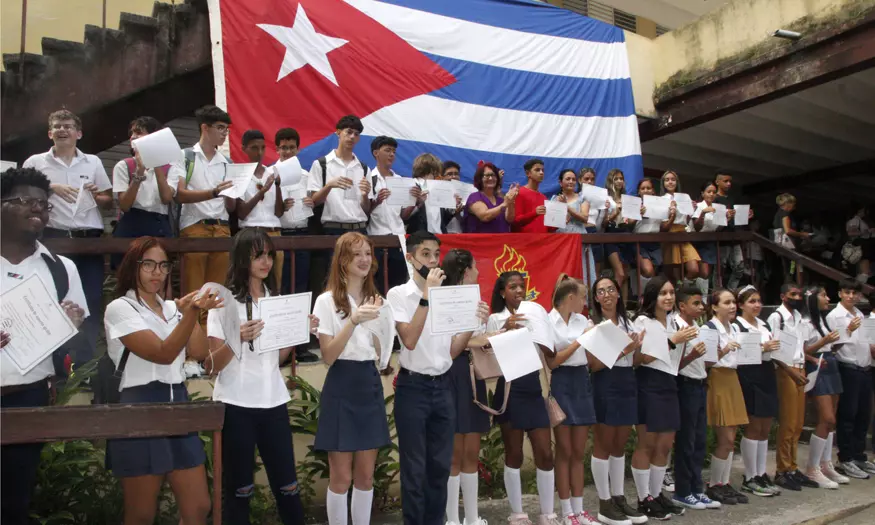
[436,234,583,312]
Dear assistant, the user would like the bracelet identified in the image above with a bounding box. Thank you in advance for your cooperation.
[419,298,429,307]
[212,187,219,198]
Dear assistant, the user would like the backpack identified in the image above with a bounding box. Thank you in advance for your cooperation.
[313,156,370,231]
[40,253,79,381]
[94,301,136,405]
[175,148,235,236]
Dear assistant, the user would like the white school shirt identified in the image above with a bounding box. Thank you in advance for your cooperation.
[736,316,774,362]
[238,174,282,228]
[826,303,871,368]
[446,214,463,234]
[171,142,230,230]
[800,316,835,354]
[708,317,740,369]
[677,316,707,380]
[634,314,683,376]
[312,291,379,361]
[633,217,662,234]
[112,161,175,215]
[206,291,291,408]
[0,243,89,386]
[279,170,311,229]
[387,279,453,375]
[846,216,871,239]
[663,193,689,225]
[688,201,719,233]
[548,309,593,367]
[367,170,406,236]
[591,315,636,368]
[767,305,806,365]
[104,290,185,389]
[23,148,112,230]
[307,150,369,224]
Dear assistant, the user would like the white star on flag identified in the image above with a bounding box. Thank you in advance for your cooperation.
[257,4,348,86]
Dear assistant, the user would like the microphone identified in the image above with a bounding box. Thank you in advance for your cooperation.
[245,295,255,352]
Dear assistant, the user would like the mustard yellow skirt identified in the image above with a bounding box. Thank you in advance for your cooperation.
[662,224,700,265]
[707,367,749,427]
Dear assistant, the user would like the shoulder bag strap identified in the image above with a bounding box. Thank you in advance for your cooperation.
[469,352,509,415]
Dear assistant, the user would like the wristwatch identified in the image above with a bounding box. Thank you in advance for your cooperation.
[212,187,219,198]
[419,298,429,307]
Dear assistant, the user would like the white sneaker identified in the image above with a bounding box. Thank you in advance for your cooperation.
[448,521,462,525]
[576,511,600,525]
[561,514,581,525]
[806,467,839,489]
[465,520,488,525]
[836,461,870,480]
[821,462,850,484]
[538,514,563,525]
[508,514,534,525]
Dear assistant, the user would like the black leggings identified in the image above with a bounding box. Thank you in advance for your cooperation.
[223,403,305,525]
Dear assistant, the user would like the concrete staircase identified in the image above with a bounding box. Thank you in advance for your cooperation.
[1,0,213,163]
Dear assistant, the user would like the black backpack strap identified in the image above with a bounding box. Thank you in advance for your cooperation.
[40,253,68,301]
[733,320,749,333]
[318,157,328,186]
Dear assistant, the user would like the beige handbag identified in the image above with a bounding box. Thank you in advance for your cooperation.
[541,360,566,427]
[468,350,510,415]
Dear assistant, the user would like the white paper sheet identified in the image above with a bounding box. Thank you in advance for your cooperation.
[804,356,822,393]
[580,184,609,209]
[385,177,417,207]
[258,292,312,353]
[833,317,853,345]
[200,283,242,358]
[73,181,97,216]
[643,195,670,220]
[131,128,183,169]
[621,195,642,221]
[516,301,554,350]
[363,304,396,370]
[576,320,632,369]
[1,160,17,173]
[736,332,763,365]
[282,185,314,221]
[488,329,542,381]
[734,205,750,226]
[343,172,363,202]
[672,193,695,216]
[219,163,258,199]
[860,318,875,344]
[773,329,799,365]
[713,203,728,227]
[452,180,476,202]
[0,274,78,374]
[272,157,303,187]
[425,180,457,209]
[543,200,568,228]
[696,328,720,362]
[428,285,482,335]
[641,319,671,366]
[397,233,414,280]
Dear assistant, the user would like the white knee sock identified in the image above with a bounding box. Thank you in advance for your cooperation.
[741,437,758,479]
[460,472,479,524]
[326,488,349,525]
[536,468,555,516]
[723,452,734,485]
[709,455,727,487]
[695,277,710,297]
[560,498,573,517]
[446,475,461,524]
[649,464,667,499]
[631,467,650,501]
[591,456,611,500]
[351,488,373,525]
[609,456,626,497]
[504,465,524,515]
[571,496,584,515]
[822,432,835,465]
[808,435,827,471]
[757,440,769,476]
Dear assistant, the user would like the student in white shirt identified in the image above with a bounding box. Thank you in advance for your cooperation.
[205,229,311,525]
[704,289,748,505]
[23,109,112,365]
[545,275,598,525]
[800,285,846,487]
[104,237,221,525]
[579,168,608,276]
[629,278,697,520]
[387,231,486,525]
[308,115,372,235]
[827,280,875,479]
[311,232,389,525]
[733,286,781,496]
[658,170,700,286]
[440,161,465,234]
[632,179,668,289]
[405,154,447,235]
[690,181,724,297]
[171,105,235,295]
[845,206,872,283]
[1,168,88,525]
[766,283,818,491]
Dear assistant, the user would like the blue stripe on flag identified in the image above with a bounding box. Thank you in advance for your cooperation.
[299,134,642,197]
[378,0,625,43]
[426,54,635,118]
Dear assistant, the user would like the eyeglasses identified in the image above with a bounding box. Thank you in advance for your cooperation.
[138,259,173,274]
[1,197,53,212]
[211,124,231,134]
[50,124,77,131]
[596,286,618,297]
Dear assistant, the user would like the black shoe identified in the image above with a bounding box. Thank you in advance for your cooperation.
[774,472,801,491]
[793,470,819,489]
[724,484,748,504]
[295,348,319,363]
[612,496,647,524]
[637,496,670,521]
[655,493,685,516]
[706,485,736,505]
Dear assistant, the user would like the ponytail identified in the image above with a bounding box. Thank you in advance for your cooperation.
[552,273,582,309]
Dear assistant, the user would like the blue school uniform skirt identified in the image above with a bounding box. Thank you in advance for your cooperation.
[106,381,205,478]
[806,352,843,396]
[551,365,596,426]
[637,242,663,266]
[737,361,779,417]
[636,366,680,432]
[315,359,390,452]
[492,372,550,430]
[693,242,718,265]
[592,366,638,426]
[449,353,491,434]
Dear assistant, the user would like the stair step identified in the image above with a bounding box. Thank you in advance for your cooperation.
[41,37,89,62]
[119,12,160,37]
[2,52,50,87]
[84,25,125,50]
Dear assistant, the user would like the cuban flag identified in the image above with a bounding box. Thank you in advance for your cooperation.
[209,0,642,195]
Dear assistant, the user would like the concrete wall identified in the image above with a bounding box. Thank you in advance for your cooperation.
[624,31,657,118]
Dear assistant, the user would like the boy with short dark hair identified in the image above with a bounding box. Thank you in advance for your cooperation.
[441,161,464,234]
[512,159,553,234]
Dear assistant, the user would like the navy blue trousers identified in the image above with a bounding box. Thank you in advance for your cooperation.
[1,384,50,525]
[837,364,872,463]
[394,371,455,525]
[375,247,408,296]
[111,208,172,268]
[674,377,707,498]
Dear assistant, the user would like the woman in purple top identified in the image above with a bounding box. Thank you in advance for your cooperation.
[463,161,519,233]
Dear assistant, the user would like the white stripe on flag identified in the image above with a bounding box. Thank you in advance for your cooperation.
[345,0,631,80]
[361,95,642,159]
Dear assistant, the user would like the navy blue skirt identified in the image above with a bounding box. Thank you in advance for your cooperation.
[106,381,205,478]
[592,366,637,426]
[449,354,491,434]
[637,242,663,266]
[493,372,550,430]
[806,352,843,396]
[737,361,779,417]
[551,366,596,426]
[315,360,390,452]
[585,226,604,264]
[694,242,718,265]
[636,366,680,432]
